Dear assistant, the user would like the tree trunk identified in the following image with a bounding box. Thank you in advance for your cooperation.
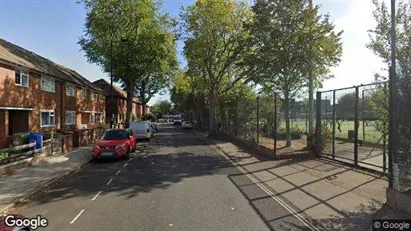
[125,81,134,128]
[283,96,292,147]
[209,86,217,135]
[141,104,146,117]
[140,79,147,117]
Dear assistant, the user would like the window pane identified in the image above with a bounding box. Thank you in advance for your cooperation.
[42,77,55,92]
[15,71,21,84]
[21,75,28,86]
[65,113,70,124]
[41,112,49,125]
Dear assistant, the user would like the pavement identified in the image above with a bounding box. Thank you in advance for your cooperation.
[194,131,411,230]
[0,146,92,215]
[0,124,408,231]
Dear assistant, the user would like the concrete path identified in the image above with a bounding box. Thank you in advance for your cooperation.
[194,131,410,231]
[0,147,92,214]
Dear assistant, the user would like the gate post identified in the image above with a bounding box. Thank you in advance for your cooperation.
[332,90,336,159]
[354,86,359,166]
[315,91,322,154]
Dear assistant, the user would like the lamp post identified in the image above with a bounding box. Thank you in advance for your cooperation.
[388,0,397,190]
[109,38,129,129]
[307,0,315,144]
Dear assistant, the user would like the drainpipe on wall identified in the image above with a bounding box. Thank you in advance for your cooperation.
[61,81,64,132]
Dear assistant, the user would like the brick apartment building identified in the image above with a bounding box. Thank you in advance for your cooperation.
[93,79,144,124]
[0,39,106,149]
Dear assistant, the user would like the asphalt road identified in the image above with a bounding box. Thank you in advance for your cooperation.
[14,124,314,231]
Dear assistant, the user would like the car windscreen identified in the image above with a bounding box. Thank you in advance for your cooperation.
[101,130,129,140]
[130,123,148,130]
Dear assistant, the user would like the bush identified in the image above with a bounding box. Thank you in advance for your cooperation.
[142,114,156,122]
[316,122,332,153]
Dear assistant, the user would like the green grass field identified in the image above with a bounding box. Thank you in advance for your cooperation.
[281,119,384,144]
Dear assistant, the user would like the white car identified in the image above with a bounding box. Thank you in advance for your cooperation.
[173,118,182,125]
[182,121,193,129]
[129,121,153,141]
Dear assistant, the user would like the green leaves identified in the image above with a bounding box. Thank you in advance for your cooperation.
[179,0,253,130]
[244,0,342,98]
[78,0,177,86]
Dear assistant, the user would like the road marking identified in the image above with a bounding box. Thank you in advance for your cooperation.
[215,146,320,231]
[106,178,113,185]
[231,207,234,210]
[92,191,102,201]
[70,209,84,224]
[124,163,128,167]
[116,170,121,175]
[169,224,174,227]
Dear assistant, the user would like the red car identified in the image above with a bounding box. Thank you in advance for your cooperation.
[92,129,137,160]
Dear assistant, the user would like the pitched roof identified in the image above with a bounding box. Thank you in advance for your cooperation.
[93,79,140,104]
[0,38,101,92]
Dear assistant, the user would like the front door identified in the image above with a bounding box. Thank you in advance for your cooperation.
[8,110,29,135]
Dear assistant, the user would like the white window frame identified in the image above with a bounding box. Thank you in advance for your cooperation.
[97,112,104,123]
[99,94,105,102]
[66,84,76,97]
[41,76,56,92]
[14,69,29,87]
[65,110,76,125]
[90,112,96,124]
[40,109,55,127]
[90,92,95,100]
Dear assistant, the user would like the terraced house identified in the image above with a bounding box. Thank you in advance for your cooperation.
[93,79,144,125]
[0,39,106,149]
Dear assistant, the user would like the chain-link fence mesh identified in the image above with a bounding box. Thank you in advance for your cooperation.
[217,91,310,157]
[315,82,389,172]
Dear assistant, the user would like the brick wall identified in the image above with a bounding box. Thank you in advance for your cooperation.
[0,110,7,148]
[0,63,62,132]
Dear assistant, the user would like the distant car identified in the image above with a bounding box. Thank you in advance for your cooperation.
[91,129,136,160]
[173,117,182,125]
[182,121,193,129]
[130,121,153,141]
[0,214,31,231]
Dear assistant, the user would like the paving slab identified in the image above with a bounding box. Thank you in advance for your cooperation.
[201,134,390,230]
[0,147,92,214]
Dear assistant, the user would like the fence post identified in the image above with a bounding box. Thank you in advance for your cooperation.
[332,90,336,159]
[383,82,388,172]
[274,93,277,157]
[315,91,322,153]
[362,89,366,143]
[354,86,359,166]
[51,132,54,155]
[256,96,260,144]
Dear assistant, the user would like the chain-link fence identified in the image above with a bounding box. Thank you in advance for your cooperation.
[315,82,389,172]
[217,92,309,157]
[392,68,411,192]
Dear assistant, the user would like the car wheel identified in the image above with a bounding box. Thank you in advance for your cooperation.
[124,147,131,159]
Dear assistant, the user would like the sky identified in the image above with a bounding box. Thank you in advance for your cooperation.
[0,0,387,106]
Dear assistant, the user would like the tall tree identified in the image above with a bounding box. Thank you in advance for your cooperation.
[244,0,343,146]
[180,0,253,135]
[150,99,173,119]
[78,0,177,128]
[368,0,411,177]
